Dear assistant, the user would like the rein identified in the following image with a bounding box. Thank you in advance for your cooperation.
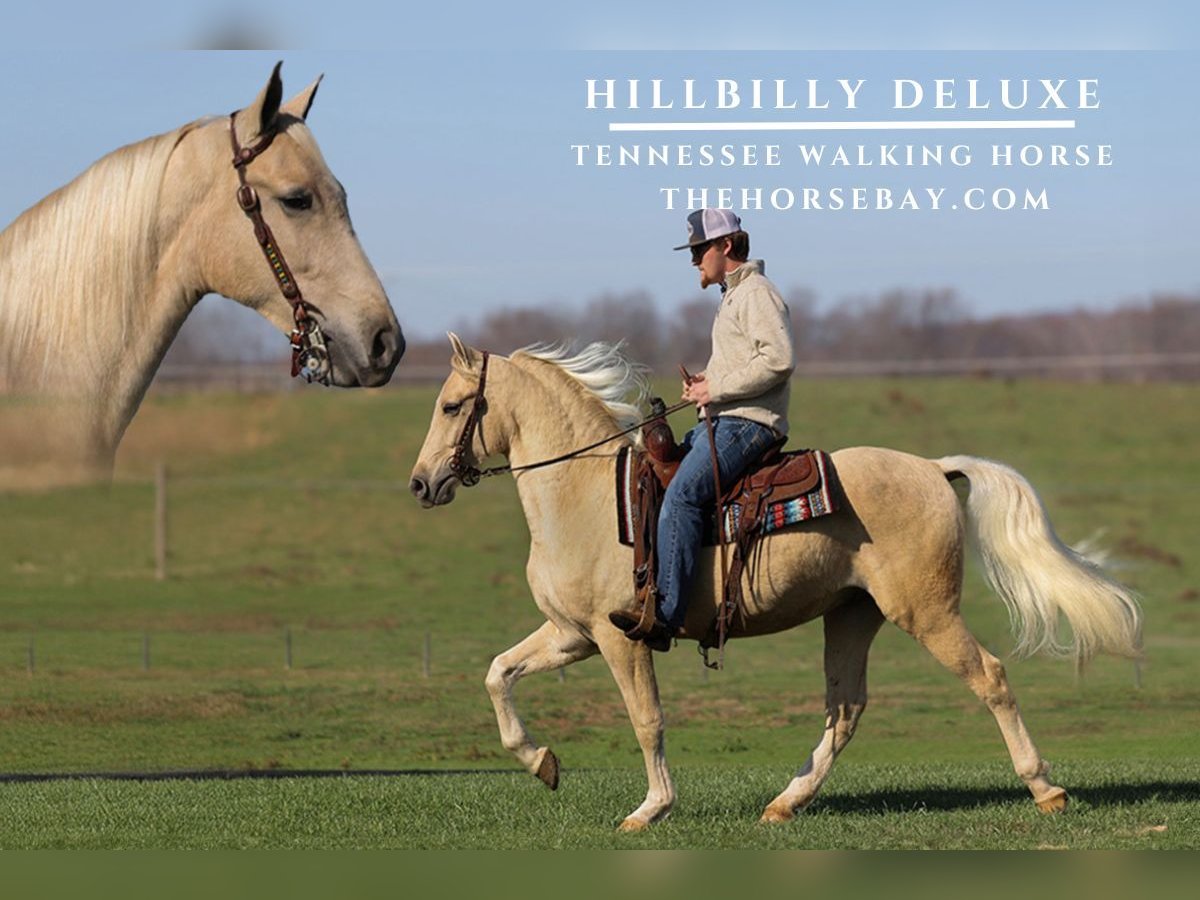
[229,112,331,385]
[448,350,692,485]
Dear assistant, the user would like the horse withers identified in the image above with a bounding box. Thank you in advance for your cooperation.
[410,335,1143,831]
[0,63,403,484]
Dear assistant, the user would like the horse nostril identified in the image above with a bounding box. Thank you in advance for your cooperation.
[409,476,429,500]
[371,326,401,368]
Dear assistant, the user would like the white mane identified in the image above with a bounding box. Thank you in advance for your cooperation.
[517,342,650,430]
[0,125,191,390]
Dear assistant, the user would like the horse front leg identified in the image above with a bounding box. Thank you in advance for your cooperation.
[486,620,597,789]
[594,627,675,831]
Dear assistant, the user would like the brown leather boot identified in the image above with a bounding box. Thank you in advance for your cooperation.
[608,612,675,652]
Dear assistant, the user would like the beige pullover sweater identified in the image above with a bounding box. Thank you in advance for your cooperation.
[702,259,795,434]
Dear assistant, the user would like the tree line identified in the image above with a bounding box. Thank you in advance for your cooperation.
[400,288,1200,381]
[162,287,1200,382]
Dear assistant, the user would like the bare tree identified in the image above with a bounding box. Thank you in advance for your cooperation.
[664,297,718,371]
[163,295,285,366]
[466,305,576,354]
[577,291,662,365]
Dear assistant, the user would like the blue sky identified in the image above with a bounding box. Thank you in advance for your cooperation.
[0,36,1195,342]
[1,3,1194,52]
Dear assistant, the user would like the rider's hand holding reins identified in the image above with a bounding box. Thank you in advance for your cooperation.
[679,365,712,409]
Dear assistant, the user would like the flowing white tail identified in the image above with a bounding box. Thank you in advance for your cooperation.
[938,455,1143,664]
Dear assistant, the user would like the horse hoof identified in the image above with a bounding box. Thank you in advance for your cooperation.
[618,816,648,833]
[1035,788,1069,814]
[760,803,796,824]
[534,747,559,791]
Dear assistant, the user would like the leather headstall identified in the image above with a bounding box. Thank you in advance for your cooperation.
[229,111,331,385]
[449,350,490,486]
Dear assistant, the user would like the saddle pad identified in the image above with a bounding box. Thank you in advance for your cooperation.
[616,446,839,547]
[616,445,638,545]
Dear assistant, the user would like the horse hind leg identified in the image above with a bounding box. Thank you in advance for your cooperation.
[762,592,885,823]
[902,610,1068,813]
[485,620,597,789]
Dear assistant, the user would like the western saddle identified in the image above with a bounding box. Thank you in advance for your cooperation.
[615,399,839,667]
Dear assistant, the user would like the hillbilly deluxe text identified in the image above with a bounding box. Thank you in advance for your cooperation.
[584,78,1101,110]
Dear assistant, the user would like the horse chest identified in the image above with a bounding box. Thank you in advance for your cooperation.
[526,543,624,619]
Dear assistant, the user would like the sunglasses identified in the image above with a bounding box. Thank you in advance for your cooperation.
[690,240,716,264]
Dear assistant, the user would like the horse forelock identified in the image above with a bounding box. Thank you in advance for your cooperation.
[512,342,649,434]
[0,125,190,389]
[277,116,321,158]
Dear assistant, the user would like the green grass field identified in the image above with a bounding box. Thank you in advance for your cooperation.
[0,376,1197,848]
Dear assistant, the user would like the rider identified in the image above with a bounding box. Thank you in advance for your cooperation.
[614,209,796,651]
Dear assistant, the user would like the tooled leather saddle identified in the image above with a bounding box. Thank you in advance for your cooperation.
[614,399,840,664]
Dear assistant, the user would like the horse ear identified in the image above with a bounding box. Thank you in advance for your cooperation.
[447,332,481,372]
[239,61,284,145]
[281,74,323,122]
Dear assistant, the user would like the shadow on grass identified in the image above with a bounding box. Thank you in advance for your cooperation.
[810,781,1200,814]
[0,767,521,784]
[5,769,1196,816]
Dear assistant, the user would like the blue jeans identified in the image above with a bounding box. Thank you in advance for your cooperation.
[656,416,778,631]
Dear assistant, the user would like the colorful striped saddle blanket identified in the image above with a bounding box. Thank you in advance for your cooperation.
[615,444,840,548]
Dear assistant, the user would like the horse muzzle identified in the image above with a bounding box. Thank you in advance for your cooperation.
[409,469,458,508]
[323,319,405,387]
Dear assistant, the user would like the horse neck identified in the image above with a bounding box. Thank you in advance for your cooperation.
[500,360,631,545]
[0,125,209,473]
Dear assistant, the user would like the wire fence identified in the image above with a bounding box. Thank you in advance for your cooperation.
[151,351,1200,392]
[5,462,1160,693]
[9,627,695,684]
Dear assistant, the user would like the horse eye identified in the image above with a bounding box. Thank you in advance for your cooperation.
[280,192,313,212]
[442,401,462,415]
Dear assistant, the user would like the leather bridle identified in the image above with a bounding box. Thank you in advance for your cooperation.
[446,350,691,486]
[448,351,491,486]
[229,111,331,385]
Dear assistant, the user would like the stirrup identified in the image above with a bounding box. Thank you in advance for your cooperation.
[698,643,724,671]
[609,589,661,640]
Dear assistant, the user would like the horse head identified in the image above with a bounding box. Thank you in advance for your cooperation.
[410,333,499,508]
[171,62,403,387]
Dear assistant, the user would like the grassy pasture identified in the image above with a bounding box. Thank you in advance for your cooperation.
[0,761,1195,849]
[0,376,1197,847]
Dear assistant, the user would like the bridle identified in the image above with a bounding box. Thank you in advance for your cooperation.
[448,350,492,486]
[447,350,691,486]
[229,111,331,385]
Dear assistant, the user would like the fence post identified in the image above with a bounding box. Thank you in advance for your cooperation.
[154,461,168,581]
[422,632,431,678]
[27,637,35,676]
[142,632,151,671]
[285,627,293,670]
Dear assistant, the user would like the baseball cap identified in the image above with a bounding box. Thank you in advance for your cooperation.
[673,209,742,250]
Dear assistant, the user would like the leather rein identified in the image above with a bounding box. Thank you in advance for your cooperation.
[448,350,692,486]
[229,111,331,385]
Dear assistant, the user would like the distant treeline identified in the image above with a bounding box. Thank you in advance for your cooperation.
[401,288,1200,381]
[162,288,1200,383]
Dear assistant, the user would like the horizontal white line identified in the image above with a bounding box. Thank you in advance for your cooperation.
[608,120,1077,132]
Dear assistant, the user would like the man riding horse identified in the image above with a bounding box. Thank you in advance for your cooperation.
[611,209,796,651]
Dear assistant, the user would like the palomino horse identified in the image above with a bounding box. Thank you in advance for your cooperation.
[410,336,1143,831]
[0,63,403,483]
